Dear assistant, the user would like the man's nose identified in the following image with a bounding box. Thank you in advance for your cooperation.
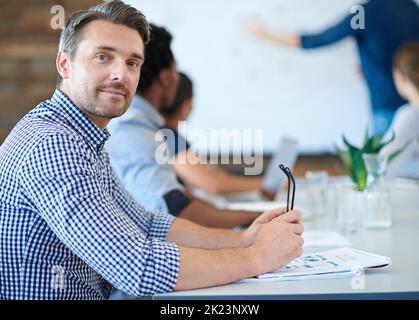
[110,60,129,82]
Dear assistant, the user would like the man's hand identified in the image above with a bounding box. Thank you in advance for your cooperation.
[172,208,304,291]
[241,207,302,247]
[246,210,304,274]
[260,188,276,201]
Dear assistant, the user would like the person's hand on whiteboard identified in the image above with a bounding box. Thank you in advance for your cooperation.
[243,20,301,48]
[243,20,272,41]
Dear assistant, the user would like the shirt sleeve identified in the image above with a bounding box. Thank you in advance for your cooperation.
[381,107,417,157]
[107,151,177,240]
[300,12,364,49]
[163,189,192,216]
[18,133,180,296]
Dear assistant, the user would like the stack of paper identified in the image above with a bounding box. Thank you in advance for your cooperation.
[240,247,391,283]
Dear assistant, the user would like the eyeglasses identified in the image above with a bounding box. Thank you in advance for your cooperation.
[279,164,295,212]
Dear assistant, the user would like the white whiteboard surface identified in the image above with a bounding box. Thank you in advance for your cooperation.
[132,0,373,154]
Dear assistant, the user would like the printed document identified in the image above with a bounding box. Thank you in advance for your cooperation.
[240,247,391,282]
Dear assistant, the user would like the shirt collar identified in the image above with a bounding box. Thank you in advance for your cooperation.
[130,95,166,129]
[50,89,110,152]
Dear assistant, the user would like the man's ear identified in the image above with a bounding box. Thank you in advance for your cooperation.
[157,69,171,88]
[393,68,406,83]
[56,51,71,81]
[393,68,409,99]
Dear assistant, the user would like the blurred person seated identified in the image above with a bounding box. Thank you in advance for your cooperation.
[381,42,419,179]
[161,72,264,196]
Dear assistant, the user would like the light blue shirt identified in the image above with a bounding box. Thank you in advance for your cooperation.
[107,95,184,214]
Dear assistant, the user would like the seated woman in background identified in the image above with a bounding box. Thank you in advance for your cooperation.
[381,42,419,179]
[161,72,264,195]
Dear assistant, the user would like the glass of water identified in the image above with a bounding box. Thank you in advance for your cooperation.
[305,170,330,224]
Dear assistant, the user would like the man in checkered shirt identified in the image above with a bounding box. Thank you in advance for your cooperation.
[0,0,304,300]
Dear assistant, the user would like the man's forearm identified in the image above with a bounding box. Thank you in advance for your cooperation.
[177,198,260,229]
[174,245,259,291]
[167,217,249,249]
[214,169,264,194]
[173,209,304,291]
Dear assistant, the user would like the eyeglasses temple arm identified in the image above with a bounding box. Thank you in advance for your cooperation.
[285,167,296,210]
[279,164,290,212]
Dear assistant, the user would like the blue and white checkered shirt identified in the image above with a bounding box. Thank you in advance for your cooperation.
[0,89,180,300]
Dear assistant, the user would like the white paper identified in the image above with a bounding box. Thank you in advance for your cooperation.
[240,247,391,283]
[302,230,352,248]
[240,268,360,283]
[227,201,286,212]
[227,201,312,221]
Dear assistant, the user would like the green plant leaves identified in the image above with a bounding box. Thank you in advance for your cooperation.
[351,149,367,191]
[337,130,381,192]
[343,135,360,152]
[336,128,404,192]
[338,135,366,191]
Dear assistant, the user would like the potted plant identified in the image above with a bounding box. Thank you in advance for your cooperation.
[335,130,402,192]
[335,130,405,230]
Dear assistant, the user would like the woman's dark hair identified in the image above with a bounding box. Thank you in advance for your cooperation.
[162,72,193,117]
[137,23,175,94]
[394,41,419,90]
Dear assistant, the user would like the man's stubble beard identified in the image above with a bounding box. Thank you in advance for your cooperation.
[77,89,130,120]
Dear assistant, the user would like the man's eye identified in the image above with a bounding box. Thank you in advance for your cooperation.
[128,61,140,69]
[96,54,109,61]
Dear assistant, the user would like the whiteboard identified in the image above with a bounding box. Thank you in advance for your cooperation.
[132,0,373,154]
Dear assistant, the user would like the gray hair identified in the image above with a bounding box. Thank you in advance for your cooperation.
[57,0,150,86]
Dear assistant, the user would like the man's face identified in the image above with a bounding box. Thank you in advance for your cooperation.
[160,62,180,112]
[179,98,193,121]
[62,20,145,124]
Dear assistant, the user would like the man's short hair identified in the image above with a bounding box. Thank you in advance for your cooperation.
[394,41,419,90]
[137,24,175,95]
[57,0,150,86]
